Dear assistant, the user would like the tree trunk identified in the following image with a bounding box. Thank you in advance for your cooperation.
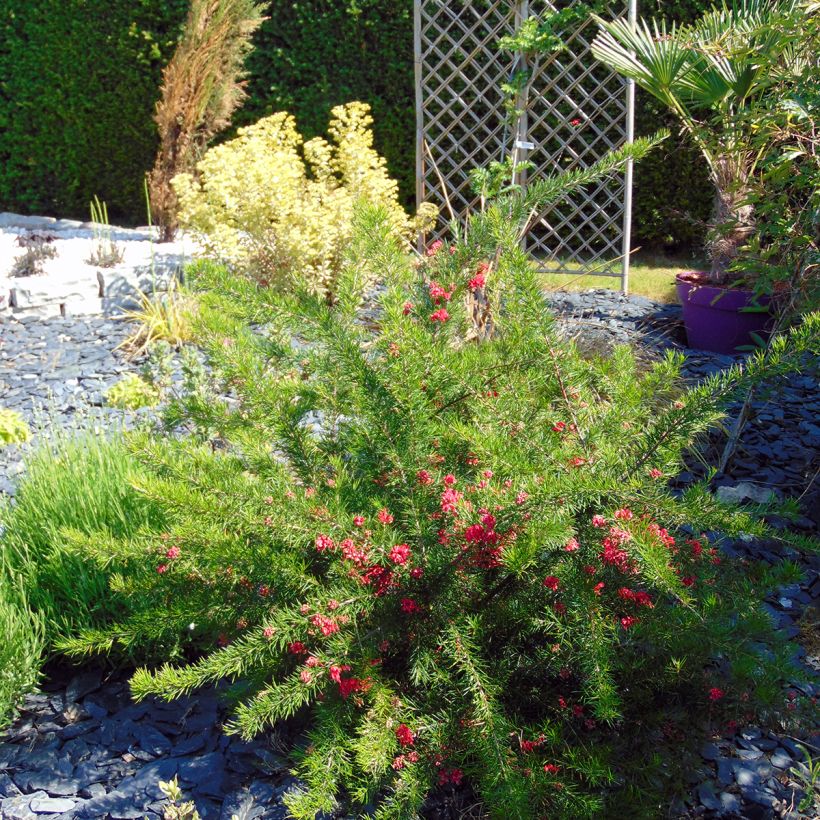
[708,158,755,285]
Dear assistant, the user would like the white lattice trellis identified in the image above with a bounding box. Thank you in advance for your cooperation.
[414,0,637,290]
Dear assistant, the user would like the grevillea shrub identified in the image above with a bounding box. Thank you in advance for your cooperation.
[59,139,819,816]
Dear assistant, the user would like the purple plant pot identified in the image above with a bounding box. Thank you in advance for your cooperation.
[675,272,771,355]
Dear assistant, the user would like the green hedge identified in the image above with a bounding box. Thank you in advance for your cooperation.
[235,0,416,206]
[0,0,713,250]
[0,0,187,223]
[631,0,714,253]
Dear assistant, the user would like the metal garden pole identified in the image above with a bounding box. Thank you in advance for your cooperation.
[620,0,638,294]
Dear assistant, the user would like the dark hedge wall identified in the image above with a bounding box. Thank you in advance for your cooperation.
[0,0,713,249]
[234,0,416,207]
[0,0,187,223]
[631,0,714,252]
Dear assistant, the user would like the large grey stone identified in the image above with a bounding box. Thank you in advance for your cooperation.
[1,791,49,820]
[29,797,76,814]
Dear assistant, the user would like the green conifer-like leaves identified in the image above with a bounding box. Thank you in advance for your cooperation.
[59,173,819,815]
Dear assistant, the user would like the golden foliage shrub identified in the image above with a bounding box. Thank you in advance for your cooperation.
[173,102,433,299]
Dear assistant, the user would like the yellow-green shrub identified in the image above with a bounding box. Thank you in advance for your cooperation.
[105,374,159,410]
[173,102,434,300]
[0,409,31,447]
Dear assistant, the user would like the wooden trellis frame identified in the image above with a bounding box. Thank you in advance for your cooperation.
[414,0,637,292]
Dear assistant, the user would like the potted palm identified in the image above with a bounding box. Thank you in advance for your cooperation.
[592,0,801,353]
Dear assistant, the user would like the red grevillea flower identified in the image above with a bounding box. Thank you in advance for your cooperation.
[648,522,675,548]
[682,576,695,587]
[315,534,334,552]
[329,664,351,683]
[400,598,420,614]
[515,491,529,505]
[416,469,432,485]
[593,582,605,595]
[395,724,415,746]
[564,538,580,552]
[440,487,463,513]
[410,567,424,579]
[443,473,457,486]
[543,575,560,591]
[591,515,606,528]
[341,538,368,565]
[468,271,486,290]
[552,421,567,433]
[156,564,169,574]
[649,468,663,479]
[428,281,454,304]
[377,509,394,525]
[544,763,560,775]
[620,616,639,629]
[338,676,370,699]
[520,734,544,753]
[403,301,414,315]
[289,641,308,655]
[361,564,393,598]
[310,614,339,636]
[426,239,444,257]
[709,687,725,701]
[353,515,365,527]
[430,308,450,323]
[165,546,180,559]
[438,767,463,786]
[553,602,567,615]
[263,626,274,639]
[389,543,411,565]
[601,540,630,572]
[614,508,633,521]
[570,118,582,126]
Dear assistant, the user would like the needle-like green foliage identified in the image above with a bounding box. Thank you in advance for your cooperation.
[56,140,819,817]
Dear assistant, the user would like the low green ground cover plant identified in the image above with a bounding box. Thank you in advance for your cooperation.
[1,429,167,636]
[44,136,819,816]
[0,408,31,446]
[106,373,160,410]
[0,429,167,723]
[0,575,44,729]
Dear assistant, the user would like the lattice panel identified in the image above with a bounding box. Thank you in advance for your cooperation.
[415,0,635,285]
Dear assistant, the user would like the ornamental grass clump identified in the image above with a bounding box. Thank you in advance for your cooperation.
[56,138,819,817]
[148,0,266,241]
[173,102,434,302]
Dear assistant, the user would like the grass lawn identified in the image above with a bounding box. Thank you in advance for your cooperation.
[541,253,704,303]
